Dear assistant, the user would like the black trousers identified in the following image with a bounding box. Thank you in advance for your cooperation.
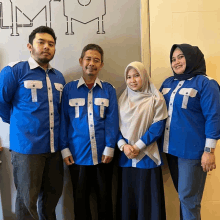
[69,163,113,220]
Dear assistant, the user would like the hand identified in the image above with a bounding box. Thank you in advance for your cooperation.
[124,144,139,159]
[0,147,3,152]
[132,145,140,155]
[201,151,216,172]
[64,156,74,166]
[102,155,113,163]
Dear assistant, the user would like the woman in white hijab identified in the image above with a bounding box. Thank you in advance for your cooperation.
[117,62,167,220]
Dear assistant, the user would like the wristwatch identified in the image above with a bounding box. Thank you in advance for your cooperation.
[204,147,215,153]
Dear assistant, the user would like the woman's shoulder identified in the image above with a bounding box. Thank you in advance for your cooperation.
[194,75,219,87]
[161,76,175,87]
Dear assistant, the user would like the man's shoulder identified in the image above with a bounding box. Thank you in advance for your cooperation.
[0,61,28,74]
[100,80,116,90]
[52,68,63,76]
[8,60,26,68]
[63,79,79,90]
[52,68,65,83]
[6,60,27,69]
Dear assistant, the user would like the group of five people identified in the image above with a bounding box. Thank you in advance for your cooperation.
[0,26,219,220]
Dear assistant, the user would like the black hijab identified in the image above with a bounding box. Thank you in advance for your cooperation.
[170,44,206,80]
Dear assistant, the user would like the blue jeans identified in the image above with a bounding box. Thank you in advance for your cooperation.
[11,151,63,220]
[167,154,207,220]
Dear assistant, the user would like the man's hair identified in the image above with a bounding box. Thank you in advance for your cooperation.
[80,44,104,63]
[29,26,57,45]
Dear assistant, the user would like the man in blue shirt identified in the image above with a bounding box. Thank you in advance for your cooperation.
[60,44,119,220]
[0,26,65,220]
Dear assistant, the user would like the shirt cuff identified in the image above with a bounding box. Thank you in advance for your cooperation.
[103,146,114,157]
[61,148,72,159]
[135,139,146,150]
[205,138,217,148]
[117,139,127,150]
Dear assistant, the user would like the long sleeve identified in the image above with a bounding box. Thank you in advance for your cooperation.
[135,120,166,150]
[117,131,127,150]
[59,85,72,158]
[0,66,18,123]
[102,86,119,157]
[200,78,220,148]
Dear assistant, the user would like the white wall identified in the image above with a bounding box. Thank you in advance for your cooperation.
[0,1,141,219]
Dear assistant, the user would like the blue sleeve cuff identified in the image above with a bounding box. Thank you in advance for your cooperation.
[205,138,217,148]
[61,148,72,159]
[103,146,114,157]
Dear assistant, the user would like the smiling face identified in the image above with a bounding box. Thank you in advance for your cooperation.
[27,33,55,69]
[126,68,143,91]
[79,50,104,81]
[171,47,186,74]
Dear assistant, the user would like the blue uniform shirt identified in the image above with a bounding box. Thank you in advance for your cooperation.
[117,120,165,169]
[60,77,119,165]
[0,57,65,154]
[160,75,220,159]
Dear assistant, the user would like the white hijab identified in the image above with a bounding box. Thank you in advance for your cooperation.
[118,62,168,165]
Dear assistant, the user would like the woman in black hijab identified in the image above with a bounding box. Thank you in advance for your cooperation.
[160,44,220,220]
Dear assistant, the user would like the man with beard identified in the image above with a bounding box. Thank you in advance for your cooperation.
[59,44,119,220]
[0,26,65,220]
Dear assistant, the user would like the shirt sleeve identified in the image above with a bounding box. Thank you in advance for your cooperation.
[135,120,166,150]
[117,131,127,150]
[102,86,119,157]
[59,85,72,157]
[0,66,19,124]
[200,78,220,148]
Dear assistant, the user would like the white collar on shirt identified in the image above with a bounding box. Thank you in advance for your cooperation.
[77,76,103,89]
[28,57,55,73]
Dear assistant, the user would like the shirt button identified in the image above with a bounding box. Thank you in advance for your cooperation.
[50,100,52,102]
[76,103,78,105]
[90,125,93,127]
[101,102,104,105]
[89,102,92,104]
[89,91,91,93]
[51,113,53,115]
[90,113,92,115]
[48,87,51,90]
[51,127,53,130]
[33,85,35,87]
[173,92,175,94]
[92,137,94,139]
[166,128,169,130]
[179,84,182,86]
[186,92,188,94]
[170,103,172,105]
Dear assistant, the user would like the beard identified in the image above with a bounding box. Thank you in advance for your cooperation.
[32,47,55,65]
[37,56,53,64]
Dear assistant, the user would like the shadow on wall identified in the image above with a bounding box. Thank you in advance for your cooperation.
[0,139,16,220]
